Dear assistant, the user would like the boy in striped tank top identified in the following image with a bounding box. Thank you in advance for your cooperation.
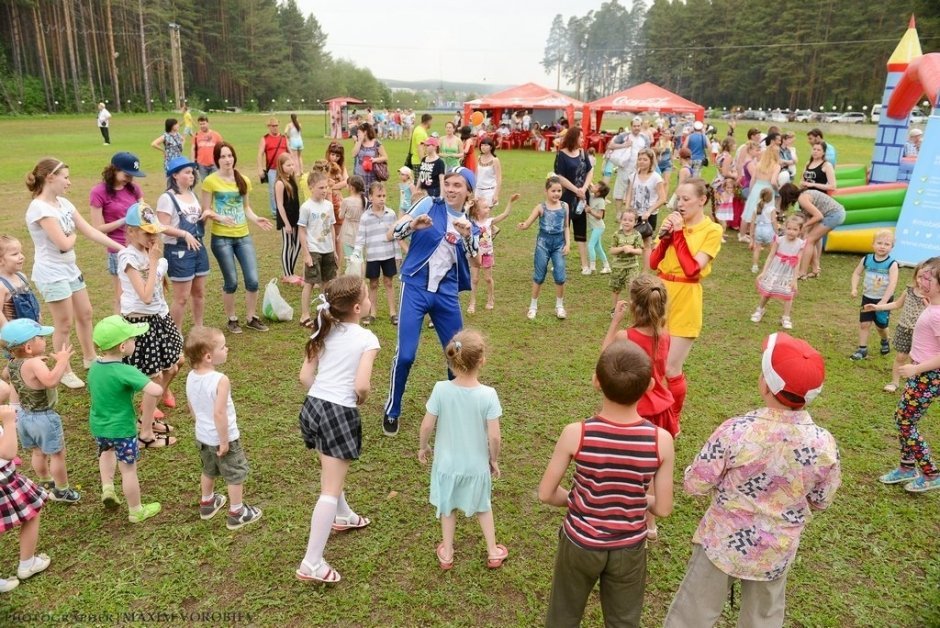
[539,340,675,628]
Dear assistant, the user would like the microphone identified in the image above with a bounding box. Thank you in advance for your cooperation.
[658,224,673,239]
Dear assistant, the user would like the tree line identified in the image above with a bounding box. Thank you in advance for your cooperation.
[544,0,940,110]
[0,0,392,115]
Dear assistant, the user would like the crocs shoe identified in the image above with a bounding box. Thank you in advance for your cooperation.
[879,467,918,485]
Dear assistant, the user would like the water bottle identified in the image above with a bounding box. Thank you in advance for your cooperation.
[575,199,585,215]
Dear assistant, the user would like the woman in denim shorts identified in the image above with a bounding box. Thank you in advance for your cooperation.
[25,158,125,389]
[778,183,846,280]
[156,156,210,328]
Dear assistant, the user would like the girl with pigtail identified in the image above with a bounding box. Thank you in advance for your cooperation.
[603,273,676,540]
[296,275,380,584]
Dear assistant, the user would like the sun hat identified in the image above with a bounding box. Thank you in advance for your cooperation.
[0,319,54,349]
[449,166,476,192]
[125,202,166,234]
[761,332,825,408]
[111,152,146,177]
[93,315,149,351]
[398,166,412,175]
[693,120,704,131]
[910,128,923,137]
[166,156,197,176]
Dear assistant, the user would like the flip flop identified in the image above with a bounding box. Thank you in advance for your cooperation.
[331,514,371,532]
[436,543,454,571]
[486,544,509,569]
[295,559,341,584]
[138,434,177,448]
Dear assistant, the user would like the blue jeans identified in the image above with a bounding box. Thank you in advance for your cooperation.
[267,169,278,217]
[588,227,608,266]
[210,234,260,294]
[533,232,566,285]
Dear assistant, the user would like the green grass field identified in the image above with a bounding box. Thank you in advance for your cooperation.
[0,113,937,627]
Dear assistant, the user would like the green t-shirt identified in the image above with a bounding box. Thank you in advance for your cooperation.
[88,360,152,438]
[611,229,643,270]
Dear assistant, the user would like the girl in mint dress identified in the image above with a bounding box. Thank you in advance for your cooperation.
[418,329,508,570]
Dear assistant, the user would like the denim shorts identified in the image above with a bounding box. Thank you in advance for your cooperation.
[16,409,64,454]
[107,251,120,276]
[35,275,86,303]
[165,242,210,282]
[821,208,846,230]
[210,235,260,294]
[95,436,140,464]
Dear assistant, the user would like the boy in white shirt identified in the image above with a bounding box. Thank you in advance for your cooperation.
[185,326,262,530]
[297,172,338,326]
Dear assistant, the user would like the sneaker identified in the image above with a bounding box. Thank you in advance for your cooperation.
[527,307,537,320]
[82,356,100,369]
[600,265,611,274]
[60,371,85,389]
[751,264,759,273]
[199,493,227,520]
[390,314,399,326]
[0,577,18,593]
[555,306,567,320]
[49,487,81,504]
[750,308,765,323]
[580,267,592,275]
[16,554,50,580]
[850,348,868,361]
[880,467,918,484]
[880,338,891,355]
[245,316,269,332]
[781,316,793,330]
[227,319,243,334]
[101,486,121,509]
[904,475,940,493]
[383,414,399,436]
[128,502,162,524]
[39,479,55,491]
[226,504,263,530]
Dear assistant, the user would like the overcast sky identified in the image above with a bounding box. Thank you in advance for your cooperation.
[296,0,617,89]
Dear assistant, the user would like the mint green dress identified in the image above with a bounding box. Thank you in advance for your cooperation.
[426,380,502,517]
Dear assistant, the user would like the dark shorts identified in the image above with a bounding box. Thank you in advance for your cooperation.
[894,325,914,354]
[304,252,338,286]
[860,295,892,328]
[365,258,397,280]
[164,242,210,282]
[95,436,140,464]
[299,396,361,460]
[123,313,184,376]
[197,439,250,485]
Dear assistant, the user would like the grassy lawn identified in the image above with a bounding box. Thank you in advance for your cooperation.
[0,113,936,627]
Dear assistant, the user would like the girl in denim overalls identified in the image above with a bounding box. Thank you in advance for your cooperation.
[517,176,570,320]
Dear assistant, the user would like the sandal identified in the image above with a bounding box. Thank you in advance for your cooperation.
[138,418,175,433]
[436,543,454,571]
[467,304,476,315]
[299,317,312,328]
[486,544,509,569]
[138,434,177,448]
[883,383,899,393]
[295,559,341,584]
[161,390,177,409]
[646,527,659,542]
[331,513,371,532]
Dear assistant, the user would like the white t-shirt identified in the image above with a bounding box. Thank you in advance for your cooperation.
[156,191,202,246]
[630,172,664,216]
[297,199,336,254]
[26,197,80,284]
[309,323,380,408]
[117,246,169,316]
[187,370,239,447]
[98,108,111,127]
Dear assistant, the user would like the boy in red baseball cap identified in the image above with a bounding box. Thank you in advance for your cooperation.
[664,332,841,627]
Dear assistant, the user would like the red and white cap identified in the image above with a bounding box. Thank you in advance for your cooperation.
[761,333,825,408]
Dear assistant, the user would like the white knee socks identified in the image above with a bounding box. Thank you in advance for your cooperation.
[302,494,338,567]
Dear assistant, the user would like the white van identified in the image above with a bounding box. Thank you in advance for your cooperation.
[871,103,881,123]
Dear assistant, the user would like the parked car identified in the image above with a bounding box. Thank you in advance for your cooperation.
[770,109,791,123]
[794,109,814,123]
[832,112,866,124]
[870,103,882,123]
[910,109,929,124]
[741,109,767,121]
[820,112,842,123]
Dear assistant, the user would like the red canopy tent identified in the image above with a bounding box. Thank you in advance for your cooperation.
[583,82,704,135]
[463,83,584,130]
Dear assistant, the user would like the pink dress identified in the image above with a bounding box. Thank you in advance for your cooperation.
[757,236,804,301]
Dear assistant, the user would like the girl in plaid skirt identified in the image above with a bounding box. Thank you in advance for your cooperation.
[0,403,50,592]
[296,276,379,584]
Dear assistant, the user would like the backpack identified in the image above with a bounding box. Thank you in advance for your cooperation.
[0,273,40,322]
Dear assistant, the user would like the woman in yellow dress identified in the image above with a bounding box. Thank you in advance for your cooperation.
[649,177,722,424]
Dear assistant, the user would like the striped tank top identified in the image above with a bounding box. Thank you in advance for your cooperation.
[563,415,660,550]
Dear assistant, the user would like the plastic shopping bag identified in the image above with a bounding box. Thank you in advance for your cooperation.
[262,278,293,322]
[345,255,363,278]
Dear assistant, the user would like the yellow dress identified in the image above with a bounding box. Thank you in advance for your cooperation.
[657,219,722,338]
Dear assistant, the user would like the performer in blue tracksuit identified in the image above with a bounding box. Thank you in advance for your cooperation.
[383,167,479,436]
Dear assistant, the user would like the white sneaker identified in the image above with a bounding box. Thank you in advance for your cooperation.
[750,308,765,323]
[581,267,592,275]
[600,265,611,274]
[83,356,100,369]
[781,316,793,330]
[527,307,537,320]
[556,306,567,319]
[60,372,85,389]
[17,554,50,580]
[751,264,759,273]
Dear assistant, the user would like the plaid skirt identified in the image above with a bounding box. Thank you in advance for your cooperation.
[0,462,46,533]
[299,396,361,460]
[123,313,184,376]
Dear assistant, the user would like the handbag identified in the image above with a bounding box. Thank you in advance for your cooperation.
[373,160,389,182]
[636,218,653,239]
